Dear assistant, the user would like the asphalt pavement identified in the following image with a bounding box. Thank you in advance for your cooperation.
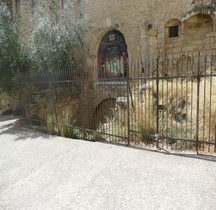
[0,115,216,210]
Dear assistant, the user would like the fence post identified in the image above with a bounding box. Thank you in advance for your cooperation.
[215,126,216,153]
[49,71,58,133]
[196,52,201,155]
[18,72,23,128]
[156,56,160,149]
[127,60,131,146]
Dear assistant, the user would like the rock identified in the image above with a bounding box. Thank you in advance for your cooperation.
[116,97,128,110]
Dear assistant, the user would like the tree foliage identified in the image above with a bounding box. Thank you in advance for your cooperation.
[0,0,88,93]
[0,4,28,94]
[29,0,87,72]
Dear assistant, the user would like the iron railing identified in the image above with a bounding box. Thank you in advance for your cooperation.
[19,52,216,154]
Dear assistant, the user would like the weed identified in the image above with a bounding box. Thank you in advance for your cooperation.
[65,128,79,139]
[47,114,55,134]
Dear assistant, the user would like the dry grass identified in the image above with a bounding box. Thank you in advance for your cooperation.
[99,77,216,152]
[97,108,128,143]
[155,77,215,152]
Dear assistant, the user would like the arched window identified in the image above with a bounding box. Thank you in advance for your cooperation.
[165,19,181,39]
[98,30,128,79]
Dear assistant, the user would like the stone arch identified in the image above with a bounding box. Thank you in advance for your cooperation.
[183,13,213,41]
[182,9,215,24]
[181,13,214,54]
[93,98,116,129]
[98,30,128,79]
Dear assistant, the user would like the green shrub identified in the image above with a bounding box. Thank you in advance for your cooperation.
[65,128,79,139]
[2,109,13,115]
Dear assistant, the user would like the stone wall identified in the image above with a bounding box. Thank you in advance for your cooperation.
[2,0,215,70]
[84,0,150,64]
[2,0,216,124]
[80,79,127,129]
[24,85,81,132]
[84,0,216,62]
[0,91,12,115]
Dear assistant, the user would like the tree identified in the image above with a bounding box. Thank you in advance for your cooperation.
[0,4,28,94]
[29,0,87,73]
[0,0,87,93]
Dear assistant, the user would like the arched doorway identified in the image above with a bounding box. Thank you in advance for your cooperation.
[98,30,128,79]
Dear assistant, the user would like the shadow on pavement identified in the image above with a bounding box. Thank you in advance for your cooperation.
[0,115,18,122]
[0,119,49,142]
[1,116,216,163]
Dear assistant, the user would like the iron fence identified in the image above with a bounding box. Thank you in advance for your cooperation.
[19,52,216,154]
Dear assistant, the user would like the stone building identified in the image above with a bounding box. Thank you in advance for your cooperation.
[84,0,216,77]
[1,0,216,126]
[3,1,216,60]
[2,0,215,76]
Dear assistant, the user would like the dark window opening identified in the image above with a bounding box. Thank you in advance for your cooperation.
[169,25,179,38]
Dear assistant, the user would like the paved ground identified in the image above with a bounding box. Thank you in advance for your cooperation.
[0,115,216,210]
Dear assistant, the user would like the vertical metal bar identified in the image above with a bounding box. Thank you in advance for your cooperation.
[18,72,23,128]
[52,73,58,129]
[28,73,32,128]
[137,61,141,145]
[185,53,189,148]
[170,56,174,149]
[190,53,194,148]
[149,58,154,146]
[89,68,92,131]
[161,56,164,149]
[180,55,183,147]
[156,56,159,149]
[144,62,147,145]
[127,58,131,146]
[202,54,207,151]
[208,52,213,152]
[166,57,169,149]
[215,125,216,153]
[152,57,155,147]
[175,55,179,150]
[196,52,201,155]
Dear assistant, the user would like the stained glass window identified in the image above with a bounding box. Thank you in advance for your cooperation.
[98,30,128,79]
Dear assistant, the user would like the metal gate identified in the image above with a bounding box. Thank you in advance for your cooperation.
[128,53,216,154]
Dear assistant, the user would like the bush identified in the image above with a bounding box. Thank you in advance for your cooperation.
[0,3,29,94]
[2,109,13,115]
